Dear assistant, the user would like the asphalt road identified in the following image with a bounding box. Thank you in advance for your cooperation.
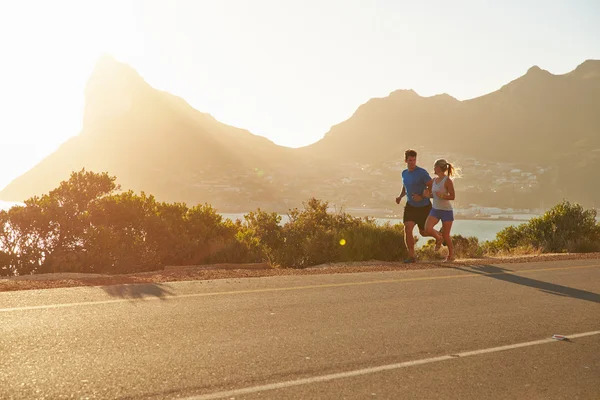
[1,259,599,399]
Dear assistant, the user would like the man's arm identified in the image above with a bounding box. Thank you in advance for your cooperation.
[412,171,432,202]
[423,178,434,198]
[395,186,406,204]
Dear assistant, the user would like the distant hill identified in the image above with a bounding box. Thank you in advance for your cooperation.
[2,57,599,209]
[305,60,600,163]
[0,56,297,205]
[302,60,600,206]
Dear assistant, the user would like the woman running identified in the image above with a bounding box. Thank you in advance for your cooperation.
[424,159,456,262]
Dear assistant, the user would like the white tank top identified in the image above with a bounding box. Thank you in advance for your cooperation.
[432,176,452,211]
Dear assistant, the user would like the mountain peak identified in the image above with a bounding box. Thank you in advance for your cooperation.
[525,65,551,76]
[496,64,553,94]
[576,59,600,69]
[87,55,145,91]
[94,53,119,67]
[570,59,600,78]
[83,56,151,129]
[389,89,419,98]
[427,93,458,102]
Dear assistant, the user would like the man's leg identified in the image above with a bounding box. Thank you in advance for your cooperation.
[404,221,416,259]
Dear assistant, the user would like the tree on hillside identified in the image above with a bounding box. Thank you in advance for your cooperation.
[0,169,119,275]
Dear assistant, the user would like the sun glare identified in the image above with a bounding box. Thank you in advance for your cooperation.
[0,1,143,190]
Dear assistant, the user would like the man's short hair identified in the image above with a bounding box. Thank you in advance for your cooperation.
[405,149,417,159]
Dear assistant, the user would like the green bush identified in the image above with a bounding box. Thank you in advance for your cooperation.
[338,220,408,263]
[274,199,408,267]
[0,250,10,276]
[451,235,484,259]
[276,199,349,267]
[0,179,410,274]
[488,200,600,253]
[416,239,444,261]
[236,209,283,265]
[0,170,247,275]
[415,234,485,261]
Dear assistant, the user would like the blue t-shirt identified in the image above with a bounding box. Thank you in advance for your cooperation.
[402,166,432,207]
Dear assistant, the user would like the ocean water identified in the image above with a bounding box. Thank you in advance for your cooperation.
[0,204,539,244]
[376,217,520,243]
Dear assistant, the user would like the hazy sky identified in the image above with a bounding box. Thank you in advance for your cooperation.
[0,0,598,192]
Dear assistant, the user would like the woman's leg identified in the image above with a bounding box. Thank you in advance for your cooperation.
[425,215,442,249]
[442,220,454,260]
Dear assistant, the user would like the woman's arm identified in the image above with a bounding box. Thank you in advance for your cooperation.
[443,178,455,200]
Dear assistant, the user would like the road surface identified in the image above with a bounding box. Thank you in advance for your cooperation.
[1,259,599,399]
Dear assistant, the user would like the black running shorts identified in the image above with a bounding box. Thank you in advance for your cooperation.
[403,203,432,231]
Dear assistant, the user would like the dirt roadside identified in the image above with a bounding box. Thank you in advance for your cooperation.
[2,252,600,292]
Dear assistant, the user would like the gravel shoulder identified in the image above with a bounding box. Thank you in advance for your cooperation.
[2,252,600,292]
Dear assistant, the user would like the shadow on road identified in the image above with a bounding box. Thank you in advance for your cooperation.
[101,283,175,300]
[451,264,600,304]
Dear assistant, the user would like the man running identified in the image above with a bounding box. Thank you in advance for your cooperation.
[395,149,432,263]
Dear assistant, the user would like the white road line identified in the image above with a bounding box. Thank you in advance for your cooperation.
[0,298,127,312]
[184,330,600,400]
[1,263,599,313]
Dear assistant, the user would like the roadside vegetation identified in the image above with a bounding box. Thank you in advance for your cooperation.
[2,170,599,276]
